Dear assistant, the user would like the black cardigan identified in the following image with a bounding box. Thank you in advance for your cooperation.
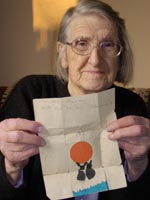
[0,75,149,200]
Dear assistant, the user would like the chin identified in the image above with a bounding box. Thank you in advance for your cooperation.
[83,83,112,94]
[85,78,113,91]
[82,86,104,94]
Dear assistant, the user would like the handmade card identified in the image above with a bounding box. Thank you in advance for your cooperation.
[33,88,126,200]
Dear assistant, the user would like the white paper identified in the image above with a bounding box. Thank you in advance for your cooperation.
[33,88,127,200]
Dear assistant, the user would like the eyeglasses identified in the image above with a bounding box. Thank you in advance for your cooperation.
[65,38,122,58]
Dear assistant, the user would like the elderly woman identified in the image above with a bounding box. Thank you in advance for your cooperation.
[0,0,150,200]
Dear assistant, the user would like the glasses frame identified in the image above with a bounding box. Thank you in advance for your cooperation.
[64,39,123,58]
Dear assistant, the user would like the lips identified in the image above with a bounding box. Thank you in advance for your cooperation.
[83,70,105,74]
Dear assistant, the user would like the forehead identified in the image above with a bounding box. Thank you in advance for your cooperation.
[68,14,117,41]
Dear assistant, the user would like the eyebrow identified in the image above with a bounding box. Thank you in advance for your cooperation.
[73,36,116,43]
[73,36,92,40]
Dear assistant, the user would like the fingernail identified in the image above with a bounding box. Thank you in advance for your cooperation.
[38,126,43,133]
[108,133,115,140]
[107,124,116,132]
[40,139,46,146]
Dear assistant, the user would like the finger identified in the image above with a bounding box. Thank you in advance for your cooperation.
[3,148,39,163]
[118,139,148,154]
[108,124,149,140]
[0,130,46,146]
[1,142,41,152]
[0,118,42,133]
[107,116,149,132]
[118,137,147,145]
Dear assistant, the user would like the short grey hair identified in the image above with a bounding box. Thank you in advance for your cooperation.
[56,0,133,84]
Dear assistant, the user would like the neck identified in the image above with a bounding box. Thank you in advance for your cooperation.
[68,83,101,96]
[68,84,83,96]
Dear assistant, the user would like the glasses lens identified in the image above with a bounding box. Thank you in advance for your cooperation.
[100,42,121,57]
[73,39,90,55]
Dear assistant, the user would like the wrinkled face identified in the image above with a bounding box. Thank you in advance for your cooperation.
[59,14,119,96]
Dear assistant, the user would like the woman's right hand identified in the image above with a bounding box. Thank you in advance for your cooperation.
[0,118,45,186]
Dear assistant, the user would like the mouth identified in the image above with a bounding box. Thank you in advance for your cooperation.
[83,70,105,74]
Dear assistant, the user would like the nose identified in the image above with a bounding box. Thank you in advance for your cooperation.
[88,46,102,65]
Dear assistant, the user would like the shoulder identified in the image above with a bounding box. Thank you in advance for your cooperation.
[6,74,69,102]
[115,85,142,102]
[10,74,60,96]
[0,75,63,120]
[114,85,148,118]
[15,74,57,88]
[2,74,59,107]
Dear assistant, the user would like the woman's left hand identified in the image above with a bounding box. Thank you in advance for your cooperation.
[107,115,150,181]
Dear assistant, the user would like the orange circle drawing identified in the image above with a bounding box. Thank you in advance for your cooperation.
[70,141,93,164]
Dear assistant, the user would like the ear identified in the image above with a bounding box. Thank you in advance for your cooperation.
[57,41,68,69]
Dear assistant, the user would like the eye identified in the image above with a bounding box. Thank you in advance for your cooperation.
[74,39,89,51]
[100,41,115,50]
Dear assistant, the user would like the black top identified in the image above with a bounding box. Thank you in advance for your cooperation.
[0,75,149,200]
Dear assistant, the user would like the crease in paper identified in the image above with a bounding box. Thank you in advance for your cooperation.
[33,88,127,200]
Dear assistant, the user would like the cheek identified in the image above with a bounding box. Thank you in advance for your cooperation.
[67,54,87,77]
[108,59,118,78]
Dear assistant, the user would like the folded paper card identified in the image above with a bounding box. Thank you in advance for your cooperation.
[33,88,127,200]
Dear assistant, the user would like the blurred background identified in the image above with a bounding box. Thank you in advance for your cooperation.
[0,0,149,87]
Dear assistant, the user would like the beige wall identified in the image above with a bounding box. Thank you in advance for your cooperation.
[0,0,150,87]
